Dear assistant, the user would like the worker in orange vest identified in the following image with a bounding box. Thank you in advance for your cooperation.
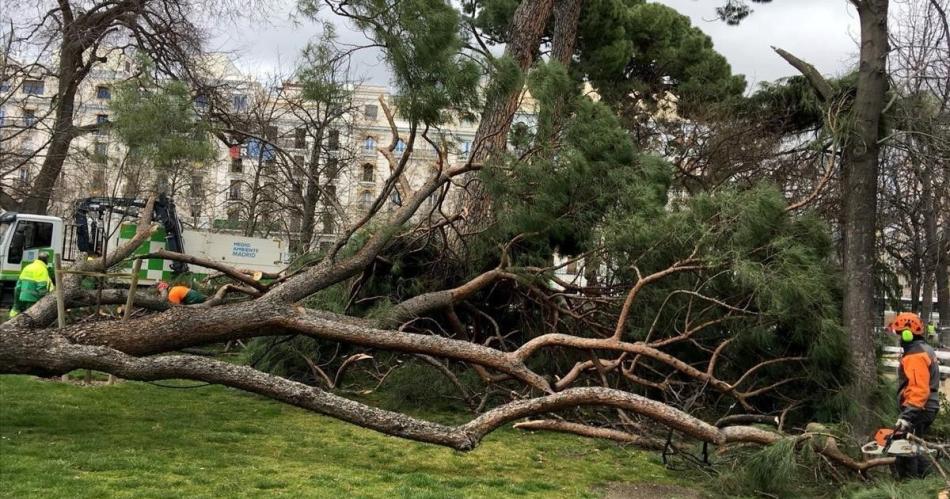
[156,281,207,305]
[888,312,940,479]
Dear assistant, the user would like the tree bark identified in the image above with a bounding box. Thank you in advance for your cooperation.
[470,0,555,162]
[456,0,556,237]
[300,128,325,251]
[938,223,950,332]
[842,0,890,436]
[18,54,81,214]
[544,0,584,140]
[921,167,937,328]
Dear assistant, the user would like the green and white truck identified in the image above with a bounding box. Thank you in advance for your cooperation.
[0,195,290,305]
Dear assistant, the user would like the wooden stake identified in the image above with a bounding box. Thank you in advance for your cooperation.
[122,259,143,320]
[53,254,69,382]
[110,258,143,385]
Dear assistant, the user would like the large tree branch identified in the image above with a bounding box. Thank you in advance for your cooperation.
[137,249,267,291]
[0,329,722,450]
[772,46,835,102]
[513,420,670,450]
[5,328,887,472]
[376,268,507,329]
[265,162,478,304]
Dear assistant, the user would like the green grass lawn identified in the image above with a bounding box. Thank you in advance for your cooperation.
[0,375,691,498]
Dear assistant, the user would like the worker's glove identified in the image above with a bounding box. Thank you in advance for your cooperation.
[156,281,169,292]
[895,418,913,432]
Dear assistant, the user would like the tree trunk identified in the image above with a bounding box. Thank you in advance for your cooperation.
[19,54,81,215]
[551,0,582,66]
[921,168,937,328]
[938,224,950,333]
[457,0,556,237]
[300,130,325,251]
[911,276,921,314]
[470,0,555,162]
[543,0,583,144]
[841,0,889,436]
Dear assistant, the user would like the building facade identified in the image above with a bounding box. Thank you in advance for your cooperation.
[1,54,501,254]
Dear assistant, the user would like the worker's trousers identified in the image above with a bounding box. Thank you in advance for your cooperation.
[895,409,937,479]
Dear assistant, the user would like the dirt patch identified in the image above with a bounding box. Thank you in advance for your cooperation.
[603,482,703,499]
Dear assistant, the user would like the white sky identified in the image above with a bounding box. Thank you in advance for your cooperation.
[212,0,863,92]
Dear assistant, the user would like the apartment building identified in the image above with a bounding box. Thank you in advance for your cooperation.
[1,53,507,253]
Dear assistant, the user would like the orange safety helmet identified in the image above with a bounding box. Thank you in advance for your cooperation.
[889,312,924,339]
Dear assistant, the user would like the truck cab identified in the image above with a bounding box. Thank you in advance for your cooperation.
[0,212,64,306]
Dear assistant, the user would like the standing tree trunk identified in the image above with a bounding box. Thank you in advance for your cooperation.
[470,0,556,162]
[456,0,556,238]
[841,0,890,436]
[299,129,324,251]
[938,224,950,335]
[546,0,584,138]
[921,167,938,328]
[19,52,82,214]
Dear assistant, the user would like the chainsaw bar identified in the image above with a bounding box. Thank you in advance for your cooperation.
[862,439,933,456]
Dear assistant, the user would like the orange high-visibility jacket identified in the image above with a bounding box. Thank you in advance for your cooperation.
[898,339,940,420]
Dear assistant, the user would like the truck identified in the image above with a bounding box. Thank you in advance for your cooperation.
[0,195,291,305]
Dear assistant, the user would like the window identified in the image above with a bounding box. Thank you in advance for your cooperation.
[227,208,240,224]
[363,136,376,153]
[91,168,107,192]
[155,173,169,194]
[565,260,578,274]
[124,61,131,72]
[361,163,375,182]
[230,157,243,174]
[96,114,108,135]
[93,142,108,161]
[232,94,248,111]
[190,175,203,198]
[395,139,406,154]
[96,86,111,99]
[22,80,44,95]
[390,189,402,207]
[324,157,338,181]
[459,140,471,159]
[294,128,306,149]
[17,167,30,185]
[358,191,374,211]
[0,81,10,93]
[229,180,242,200]
[364,104,378,119]
[265,126,279,141]
[7,220,54,264]
[293,155,305,168]
[23,109,36,127]
[327,130,340,151]
[264,158,276,169]
[0,107,5,126]
[324,184,337,203]
[321,212,335,234]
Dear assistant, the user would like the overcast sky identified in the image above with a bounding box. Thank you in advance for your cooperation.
[213,0,862,93]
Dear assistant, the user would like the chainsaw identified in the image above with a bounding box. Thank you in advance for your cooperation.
[861,428,933,457]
